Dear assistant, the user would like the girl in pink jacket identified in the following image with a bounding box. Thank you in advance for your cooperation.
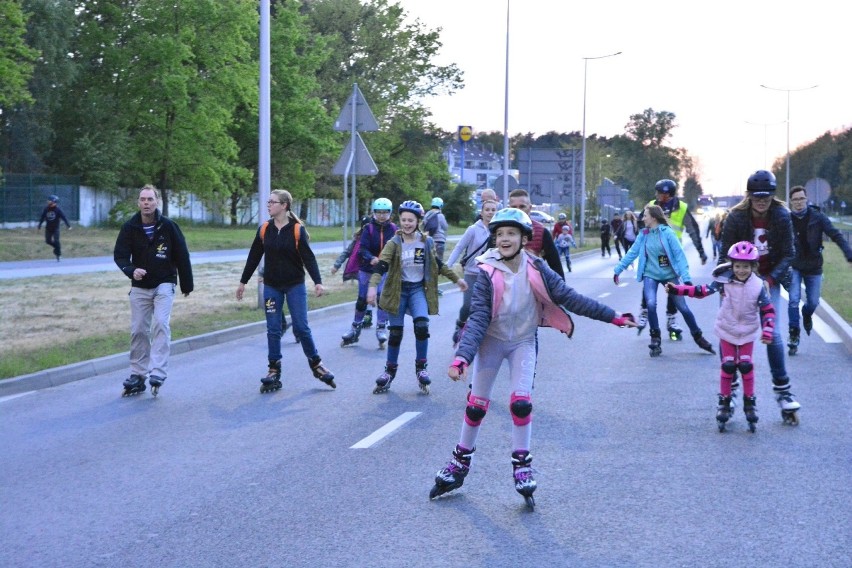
[666,241,776,433]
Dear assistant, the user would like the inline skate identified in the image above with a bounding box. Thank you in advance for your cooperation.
[340,322,362,347]
[716,394,732,432]
[648,330,662,357]
[787,326,800,356]
[512,450,537,510]
[430,445,474,499]
[149,375,165,397]
[375,323,388,349]
[743,395,758,433]
[776,389,800,425]
[121,374,147,397]
[667,314,683,341]
[636,308,648,335]
[415,359,431,395]
[260,360,282,393]
[309,357,336,389]
[802,312,813,335]
[691,331,716,354]
[373,363,398,394]
[361,309,373,329]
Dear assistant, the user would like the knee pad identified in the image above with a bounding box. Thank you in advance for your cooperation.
[355,296,368,312]
[721,359,737,376]
[510,392,533,426]
[413,317,430,341]
[388,326,404,347]
[464,393,490,427]
[737,360,754,376]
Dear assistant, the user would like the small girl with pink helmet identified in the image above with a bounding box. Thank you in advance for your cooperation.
[665,241,776,433]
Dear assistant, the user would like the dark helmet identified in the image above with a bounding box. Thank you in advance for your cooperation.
[398,200,425,219]
[746,170,777,196]
[654,179,677,195]
[48,195,59,202]
[489,207,533,238]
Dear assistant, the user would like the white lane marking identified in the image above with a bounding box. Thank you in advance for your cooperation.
[598,292,611,298]
[351,411,422,449]
[780,288,841,343]
[0,392,35,404]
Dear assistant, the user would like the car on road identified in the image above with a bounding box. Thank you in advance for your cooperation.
[529,210,554,225]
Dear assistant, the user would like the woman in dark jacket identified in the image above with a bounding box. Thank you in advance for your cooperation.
[719,170,800,424]
[786,185,852,353]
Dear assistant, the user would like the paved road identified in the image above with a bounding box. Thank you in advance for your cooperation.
[2,244,851,567]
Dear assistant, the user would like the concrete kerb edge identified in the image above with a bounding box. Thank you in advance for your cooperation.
[815,300,852,354]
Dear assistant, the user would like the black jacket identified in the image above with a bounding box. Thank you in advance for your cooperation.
[791,205,852,274]
[38,205,70,231]
[114,210,194,294]
[720,201,794,284]
[239,220,322,289]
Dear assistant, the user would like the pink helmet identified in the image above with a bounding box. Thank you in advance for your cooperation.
[728,241,759,261]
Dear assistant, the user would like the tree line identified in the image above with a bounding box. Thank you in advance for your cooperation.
[3,1,848,225]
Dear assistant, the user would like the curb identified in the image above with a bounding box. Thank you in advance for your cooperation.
[815,300,852,354]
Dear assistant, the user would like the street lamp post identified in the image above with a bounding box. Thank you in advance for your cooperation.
[581,51,621,245]
[759,84,818,203]
[744,119,786,168]
[501,0,511,205]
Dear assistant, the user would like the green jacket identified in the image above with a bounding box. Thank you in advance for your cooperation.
[369,231,460,315]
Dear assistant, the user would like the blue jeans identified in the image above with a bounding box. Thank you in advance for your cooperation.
[387,282,429,364]
[787,269,822,329]
[643,277,700,333]
[766,281,788,380]
[357,270,388,324]
[264,282,318,362]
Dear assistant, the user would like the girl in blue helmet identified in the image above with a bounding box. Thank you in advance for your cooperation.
[338,197,398,348]
[430,207,636,509]
[665,241,776,433]
[367,200,467,394]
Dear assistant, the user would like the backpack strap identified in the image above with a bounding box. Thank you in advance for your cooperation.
[260,220,300,250]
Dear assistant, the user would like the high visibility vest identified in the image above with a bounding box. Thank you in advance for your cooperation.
[647,199,687,239]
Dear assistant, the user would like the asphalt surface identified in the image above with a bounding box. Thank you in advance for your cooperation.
[2,241,851,567]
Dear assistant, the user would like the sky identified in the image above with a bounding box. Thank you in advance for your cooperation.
[397,0,850,196]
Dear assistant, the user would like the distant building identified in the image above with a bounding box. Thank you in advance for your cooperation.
[443,142,517,208]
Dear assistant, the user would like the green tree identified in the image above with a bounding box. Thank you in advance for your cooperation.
[0,0,37,109]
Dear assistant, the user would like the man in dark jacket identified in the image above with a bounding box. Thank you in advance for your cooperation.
[508,189,564,278]
[114,185,193,396]
[719,170,800,424]
[37,195,71,261]
[786,185,852,352]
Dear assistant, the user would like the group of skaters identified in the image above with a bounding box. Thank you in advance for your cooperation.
[111,171,851,508]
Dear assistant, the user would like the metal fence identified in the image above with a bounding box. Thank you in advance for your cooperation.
[1,174,80,224]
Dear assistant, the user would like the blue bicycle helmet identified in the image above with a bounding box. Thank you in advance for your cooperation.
[372,197,392,212]
[489,207,533,238]
[398,200,425,219]
[431,197,444,209]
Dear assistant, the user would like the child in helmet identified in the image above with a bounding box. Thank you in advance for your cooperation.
[339,199,397,348]
[554,224,576,273]
[366,200,467,394]
[430,208,636,507]
[665,241,776,432]
[422,197,448,262]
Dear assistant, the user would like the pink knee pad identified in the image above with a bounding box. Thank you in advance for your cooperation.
[510,392,532,426]
[464,393,490,427]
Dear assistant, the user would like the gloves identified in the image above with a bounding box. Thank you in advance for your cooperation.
[611,313,635,328]
[613,273,620,285]
[761,318,775,343]
[448,357,468,381]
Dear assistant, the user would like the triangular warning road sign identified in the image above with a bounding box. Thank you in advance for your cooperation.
[332,132,379,176]
[333,85,379,132]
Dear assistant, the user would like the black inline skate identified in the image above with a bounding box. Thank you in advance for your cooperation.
[691,331,716,354]
[512,450,537,510]
[415,359,431,395]
[636,308,648,335]
[430,445,474,500]
[373,363,398,394]
[361,309,373,329]
[149,375,165,397]
[716,394,732,432]
[787,326,800,356]
[121,374,147,397]
[667,313,683,341]
[259,360,282,393]
[375,323,388,349]
[648,329,662,357]
[309,356,336,389]
[743,395,758,433]
[340,322,362,347]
